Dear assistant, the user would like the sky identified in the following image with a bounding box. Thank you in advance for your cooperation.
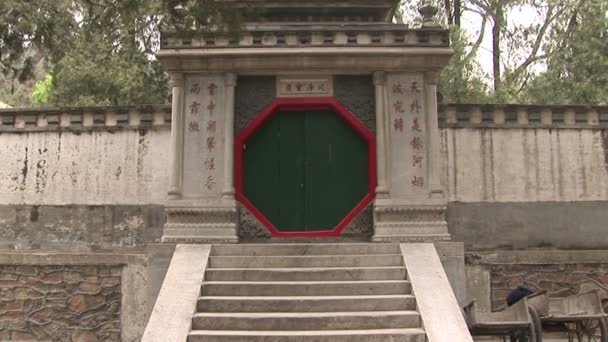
[460,5,545,76]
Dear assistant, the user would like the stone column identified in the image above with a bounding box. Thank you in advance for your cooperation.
[373,71,389,197]
[168,72,185,199]
[424,71,444,198]
[222,73,237,200]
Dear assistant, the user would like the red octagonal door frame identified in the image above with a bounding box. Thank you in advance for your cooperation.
[235,97,377,238]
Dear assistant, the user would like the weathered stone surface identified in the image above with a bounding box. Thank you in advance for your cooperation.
[449,202,608,250]
[0,205,164,251]
[234,76,276,135]
[237,204,272,240]
[334,75,376,133]
[72,330,98,342]
[0,265,121,341]
[341,205,373,238]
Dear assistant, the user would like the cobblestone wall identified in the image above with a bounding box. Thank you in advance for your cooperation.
[490,264,608,310]
[0,265,122,341]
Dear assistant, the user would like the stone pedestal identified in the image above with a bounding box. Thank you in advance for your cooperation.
[373,199,449,242]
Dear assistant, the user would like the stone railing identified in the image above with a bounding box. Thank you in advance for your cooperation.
[1,104,607,132]
[438,104,608,129]
[160,25,449,49]
[0,105,171,132]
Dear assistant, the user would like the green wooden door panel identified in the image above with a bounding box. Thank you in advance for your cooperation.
[304,111,368,230]
[243,109,368,232]
[243,115,281,227]
[277,111,306,231]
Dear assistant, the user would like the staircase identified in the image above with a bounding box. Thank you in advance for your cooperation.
[188,243,426,341]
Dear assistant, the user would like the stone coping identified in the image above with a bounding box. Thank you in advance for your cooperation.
[401,243,473,342]
[0,104,171,132]
[1,103,606,132]
[466,250,608,265]
[439,103,608,128]
[160,26,448,49]
[0,252,146,265]
[142,244,211,342]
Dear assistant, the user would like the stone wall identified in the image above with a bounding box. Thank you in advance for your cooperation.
[465,250,608,313]
[0,129,170,206]
[489,263,608,310]
[0,205,164,251]
[439,104,608,202]
[0,265,121,342]
[447,201,608,250]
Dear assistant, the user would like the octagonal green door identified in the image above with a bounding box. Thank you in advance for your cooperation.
[243,110,368,232]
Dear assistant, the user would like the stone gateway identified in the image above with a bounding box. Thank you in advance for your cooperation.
[0,1,607,341]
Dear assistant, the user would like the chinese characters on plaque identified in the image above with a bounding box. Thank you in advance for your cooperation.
[183,76,224,197]
[387,74,428,197]
[276,77,333,98]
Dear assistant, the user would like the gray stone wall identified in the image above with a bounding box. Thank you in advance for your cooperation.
[334,75,375,133]
[234,76,276,135]
[0,205,164,251]
[0,265,122,342]
[448,202,608,250]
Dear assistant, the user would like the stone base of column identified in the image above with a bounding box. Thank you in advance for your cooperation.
[162,201,239,243]
[372,199,450,242]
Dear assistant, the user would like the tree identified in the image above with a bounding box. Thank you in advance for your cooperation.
[439,26,490,103]
[0,0,248,107]
[0,0,76,106]
[32,74,53,106]
[523,0,608,105]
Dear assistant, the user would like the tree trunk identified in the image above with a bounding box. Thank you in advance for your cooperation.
[492,4,503,93]
[454,0,461,26]
[444,0,453,25]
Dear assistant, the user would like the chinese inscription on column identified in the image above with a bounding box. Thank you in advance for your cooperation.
[387,74,428,197]
[183,76,224,197]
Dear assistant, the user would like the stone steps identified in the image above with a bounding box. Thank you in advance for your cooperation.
[192,310,420,330]
[197,295,417,312]
[201,280,411,296]
[210,243,401,256]
[205,266,407,281]
[188,243,427,342]
[208,254,404,268]
[188,328,427,342]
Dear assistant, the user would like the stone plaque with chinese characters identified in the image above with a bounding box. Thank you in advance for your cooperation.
[387,73,429,198]
[183,75,225,198]
[276,76,333,97]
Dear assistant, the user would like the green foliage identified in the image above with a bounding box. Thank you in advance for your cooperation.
[0,0,76,81]
[2,0,607,106]
[523,0,608,105]
[439,27,490,103]
[0,74,31,107]
[32,75,54,106]
[50,36,167,106]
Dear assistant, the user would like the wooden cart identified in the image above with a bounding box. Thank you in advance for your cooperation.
[527,289,608,342]
[463,297,538,342]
